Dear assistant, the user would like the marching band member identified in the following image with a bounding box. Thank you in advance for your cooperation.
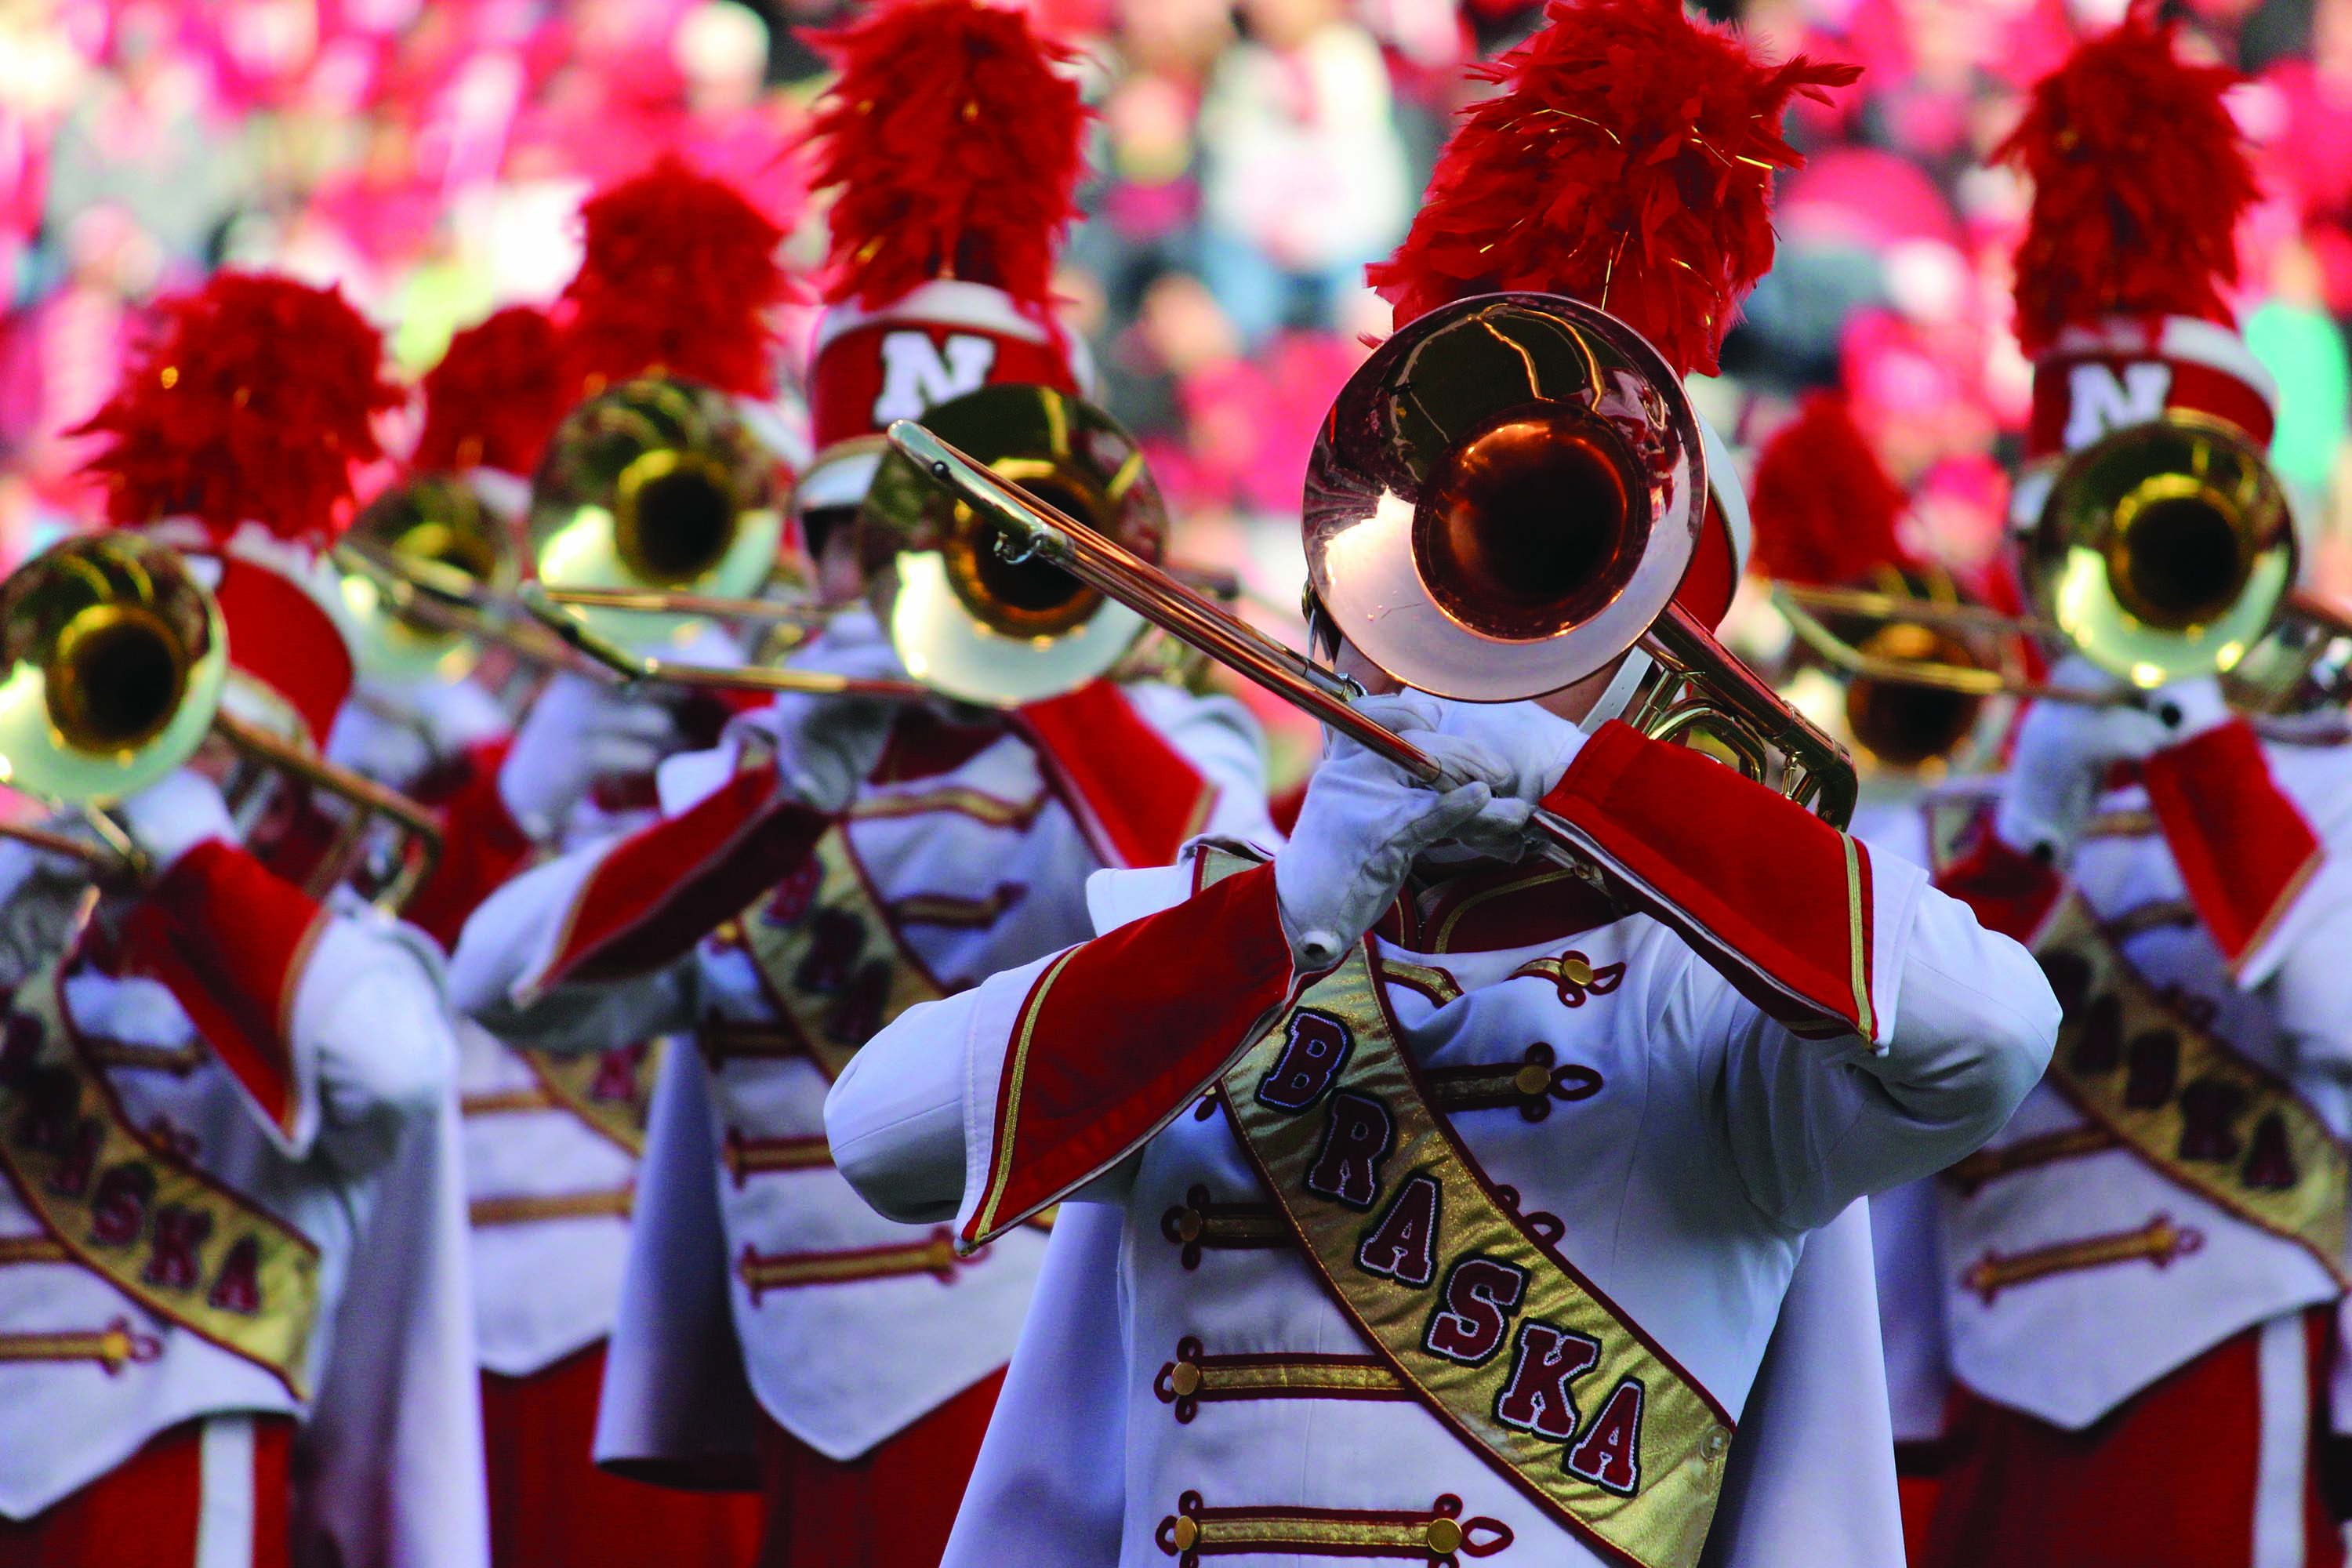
[0,273,485,1568]
[450,5,1276,1563]
[329,296,767,1568]
[1916,11,2352,1566]
[826,4,2054,1564]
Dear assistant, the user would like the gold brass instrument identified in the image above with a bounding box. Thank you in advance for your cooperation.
[0,535,442,911]
[335,474,531,681]
[880,292,1864,1025]
[2034,413,2292,688]
[1773,412,2298,718]
[519,383,1188,711]
[856,384,1167,707]
[528,376,786,644]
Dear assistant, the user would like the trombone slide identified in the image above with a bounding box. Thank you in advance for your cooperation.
[518,584,928,702]
[886,419,1865,1036]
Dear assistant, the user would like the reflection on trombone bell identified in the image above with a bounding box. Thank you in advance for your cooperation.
[884,292,1865,1025]
[0,535,442,913]
[526,376,785,646]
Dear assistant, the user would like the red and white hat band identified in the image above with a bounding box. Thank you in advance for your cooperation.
[808,278,1084,452]
[2026,315,2276,461]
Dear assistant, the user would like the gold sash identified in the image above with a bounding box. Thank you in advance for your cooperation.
[724,824,946,1073]
[2037,891,2350,1286]
[1203,852,1731,1568]
[517,1040,664,1156]
[0,956,321,1396]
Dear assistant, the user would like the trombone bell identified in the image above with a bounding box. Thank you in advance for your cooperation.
[1305,294,1700,702]
[0,535,227,805]
[529,377,784,644]
[339,474,518,681]
[862,385,1160,707]
[2032,413,2292,689]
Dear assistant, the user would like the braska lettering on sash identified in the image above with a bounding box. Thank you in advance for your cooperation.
[729,824,946,1074]
[518,1040,663,1156]
[2035,890,2350,1286]
[1199,851,1731,1568]
[0,954,321,1396]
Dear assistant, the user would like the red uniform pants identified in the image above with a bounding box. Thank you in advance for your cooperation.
[482,1341,764,1568]
[1926,1310,2343,1568]
[0,1414,294,1567]
[753,1367,1006,1568]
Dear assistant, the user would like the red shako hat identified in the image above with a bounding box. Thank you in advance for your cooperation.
[1368,0,1857,630]
[1999,0,2271,468]
[793,0,1095,510]
[560,155,802,404]
[1748,392,1913,589]
[412,304,574,479]
[75,271,401,746]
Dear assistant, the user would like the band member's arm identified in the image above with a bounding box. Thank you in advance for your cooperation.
[445,824,717,1054]
[1685,873,2056,1230]
[115,774,457,1162]
[1969,674,2322,975]
[833,720,2055,1244]
[2136,688,2322,978]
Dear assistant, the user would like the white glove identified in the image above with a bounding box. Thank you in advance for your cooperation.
[1996,655,2177,866]
[1273,694,1529,972]
[496,672,681,840]
[724,611,906,814]
[114,769,238,873]
[1417,699,1588,859]
[331,676,508,788]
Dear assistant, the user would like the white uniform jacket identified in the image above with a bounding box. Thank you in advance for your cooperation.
[1932,723,2352,1432]
[827,713,2055,1567]
[453,677,1275,1467]
[332,680,655,1378]
[0,837,485,1568]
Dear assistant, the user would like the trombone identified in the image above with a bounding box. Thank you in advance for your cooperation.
[0,534,443,913]
[517,383,1194,712]
[1770,412,2306,724]
[883,292,1864,1030]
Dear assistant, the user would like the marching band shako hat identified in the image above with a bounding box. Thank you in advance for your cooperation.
[1367,0,1857,637]
[75,272,402,749]
[2001,1,2273,482]
[559,156,800,409]
[792,0,1094,516]
[1748,392,1914,590]
[412,304,574,484]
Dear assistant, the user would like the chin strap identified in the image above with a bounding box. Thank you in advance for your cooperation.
[1577,650,1656,735]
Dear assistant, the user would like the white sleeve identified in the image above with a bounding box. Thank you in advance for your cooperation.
[296,911,460,1174]
[1693,874,2057,1231]
[1118,682,1283,848]
[829,952,1061,1225]
[827,862,1200,1223]
[2262,855,2352,1083]
[445,839,699,1053]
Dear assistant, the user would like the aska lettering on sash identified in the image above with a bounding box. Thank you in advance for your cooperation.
[726,824,947,1074]
[2034,890,2350,1286]
[0,956,321,1396]
[1200,851,1731,1568]
[517,1039,663,1156]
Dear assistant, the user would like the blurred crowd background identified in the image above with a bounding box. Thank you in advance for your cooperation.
[5,0,2352,633]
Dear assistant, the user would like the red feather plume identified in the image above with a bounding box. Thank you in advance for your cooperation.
[1996,0,2258,357]
[804,0,1091,312]
[74,272,400,547]
[1747,392,1910,587]
[562,157,800,399]
[413,305,572,476]
[1367,0,1857,379]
